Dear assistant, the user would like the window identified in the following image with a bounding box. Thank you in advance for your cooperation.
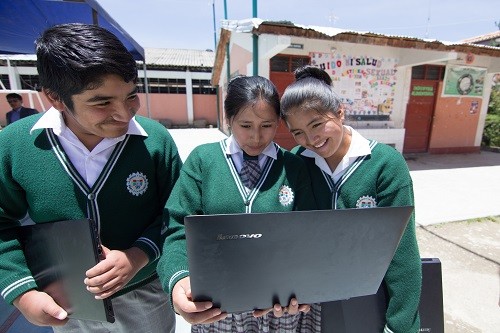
[192,79,216,95]
[412,65,445,81]
[145,78,186,94]
[20,75,41,91]
[0,75,10,89]
[270,55,310,73]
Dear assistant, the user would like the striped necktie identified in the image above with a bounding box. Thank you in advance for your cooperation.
[240,153,261,189]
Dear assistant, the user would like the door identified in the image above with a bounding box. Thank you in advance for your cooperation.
[269,55,310,150]
[403,80,438,153]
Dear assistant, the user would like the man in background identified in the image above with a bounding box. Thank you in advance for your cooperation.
[5,92,39,125]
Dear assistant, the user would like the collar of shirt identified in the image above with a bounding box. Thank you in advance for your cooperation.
[224,135,277,172]
[30,107,147,138]
[29,107,148,187]
[301,126,371,182]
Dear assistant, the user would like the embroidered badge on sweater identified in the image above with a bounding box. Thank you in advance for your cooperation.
[278,185,294,206]
[126,172,149,196]
[356,195,377,208]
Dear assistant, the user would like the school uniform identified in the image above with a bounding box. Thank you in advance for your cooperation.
[293,126,422,333]
[0,108,182,332]
[157,136,321,333]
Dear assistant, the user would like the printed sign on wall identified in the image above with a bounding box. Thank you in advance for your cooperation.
[310,52,399,121]
[443,65,486,97]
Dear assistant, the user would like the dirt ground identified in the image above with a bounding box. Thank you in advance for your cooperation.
[416,216,500,333]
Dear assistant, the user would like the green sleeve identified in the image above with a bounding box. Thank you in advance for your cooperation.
[378,153,422,333]
[157,147,204,305]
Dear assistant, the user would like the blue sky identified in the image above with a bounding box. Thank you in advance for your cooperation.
[97,0,499,50]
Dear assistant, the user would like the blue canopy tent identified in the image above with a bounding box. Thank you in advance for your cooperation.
[0,0,144,60]
[0,0,152,116]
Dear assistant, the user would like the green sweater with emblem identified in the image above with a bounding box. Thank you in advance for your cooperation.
[293,142,422,333]
[0,114,182,304]
[157,140,316,298]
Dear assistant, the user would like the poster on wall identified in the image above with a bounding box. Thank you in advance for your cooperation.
[310,52,399,122]
[442,65,486,97]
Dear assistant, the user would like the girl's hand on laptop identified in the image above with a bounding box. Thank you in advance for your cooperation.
[253,298,310,317]
[172,276,228,324]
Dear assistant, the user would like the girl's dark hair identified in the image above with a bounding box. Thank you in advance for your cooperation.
[36,23,138,110]
[224,75,280,120]
[280,65,341,119]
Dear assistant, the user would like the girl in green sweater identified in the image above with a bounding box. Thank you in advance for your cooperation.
[280,66,422,333]
[157,76,320,332]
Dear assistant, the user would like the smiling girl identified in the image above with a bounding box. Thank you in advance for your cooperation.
[280,66,422,333]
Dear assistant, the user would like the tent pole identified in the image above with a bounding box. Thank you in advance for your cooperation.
[142,62,151,118]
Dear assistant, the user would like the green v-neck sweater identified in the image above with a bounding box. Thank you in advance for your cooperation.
[293,142,422,333]
[157,140,317,299]
[0,114,182,304]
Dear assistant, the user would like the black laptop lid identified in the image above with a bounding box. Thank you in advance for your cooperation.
[185,206,413,314]
[19,219,115,323]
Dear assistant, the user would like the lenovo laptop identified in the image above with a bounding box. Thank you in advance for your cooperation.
[185,206,413,314]
[19,219,115,323]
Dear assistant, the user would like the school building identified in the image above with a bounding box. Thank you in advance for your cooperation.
[211,19,500,154]
[0,48,218,128]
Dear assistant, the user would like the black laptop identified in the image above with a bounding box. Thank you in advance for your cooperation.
[19,219,115,323]
[185,206,413,314]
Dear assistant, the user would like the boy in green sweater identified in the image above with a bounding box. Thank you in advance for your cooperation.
[0,24,181,332]
[280,66,422,333]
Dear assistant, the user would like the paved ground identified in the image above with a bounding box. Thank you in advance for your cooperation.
[1,128,499,332]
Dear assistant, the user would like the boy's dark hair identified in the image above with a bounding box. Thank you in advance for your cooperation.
[6,93,22,101]
[224,75,280,120]
[280,65,341,119]
[36,23,138,110]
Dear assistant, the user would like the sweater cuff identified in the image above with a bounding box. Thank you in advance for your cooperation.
[133,237,161,262]
[168,269,190,312]
[2,276,37,304]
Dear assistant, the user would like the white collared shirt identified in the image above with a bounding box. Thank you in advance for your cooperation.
[30,107,148,187]
[224,135,278,172]
[301,126,371,183]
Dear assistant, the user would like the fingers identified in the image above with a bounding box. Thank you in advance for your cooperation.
[287,298,299,315]
[252,308,273,318]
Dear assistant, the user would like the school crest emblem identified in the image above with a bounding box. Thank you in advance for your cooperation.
[356,195,377,208]
[126,172,149,196]
[278,185,294,206]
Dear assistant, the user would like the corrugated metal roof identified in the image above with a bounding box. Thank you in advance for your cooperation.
[0,49,217,69]
[460,31,500,43]
[145,48,215,68]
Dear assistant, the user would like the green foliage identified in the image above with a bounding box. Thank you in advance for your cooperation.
[488,85,500,116]
[482,114,500,147]
[483,85,500,147]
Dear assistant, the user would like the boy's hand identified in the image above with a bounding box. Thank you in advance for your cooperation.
[14,290,68,326]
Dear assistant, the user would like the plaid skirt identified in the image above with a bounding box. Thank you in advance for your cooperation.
[191,303,321,333]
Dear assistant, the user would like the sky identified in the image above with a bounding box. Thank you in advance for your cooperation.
[96,0,499,51]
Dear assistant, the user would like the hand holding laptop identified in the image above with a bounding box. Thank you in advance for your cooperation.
[172,276,227,324]
[172,276,312,324]
[13,289,69,327]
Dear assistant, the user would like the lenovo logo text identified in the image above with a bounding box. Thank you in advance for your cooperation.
[217,233,262,240]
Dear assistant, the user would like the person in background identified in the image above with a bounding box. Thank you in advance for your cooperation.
[0,23,182,333]
[280,65,422,333]
[157,75,320,333]
[5,92,39,125]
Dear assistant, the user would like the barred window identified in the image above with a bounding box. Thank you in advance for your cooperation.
[0,74,10,89]
[192,79,216,95]
[145,78,186,94]
[20,75,41,91]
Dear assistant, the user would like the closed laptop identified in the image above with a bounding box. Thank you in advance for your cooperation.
[185,206,413,313]
[19,219,115,323]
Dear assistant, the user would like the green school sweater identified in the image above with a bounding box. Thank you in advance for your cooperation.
[293,142,422,333]
[157,140,316,299]
[0,114,182,304]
